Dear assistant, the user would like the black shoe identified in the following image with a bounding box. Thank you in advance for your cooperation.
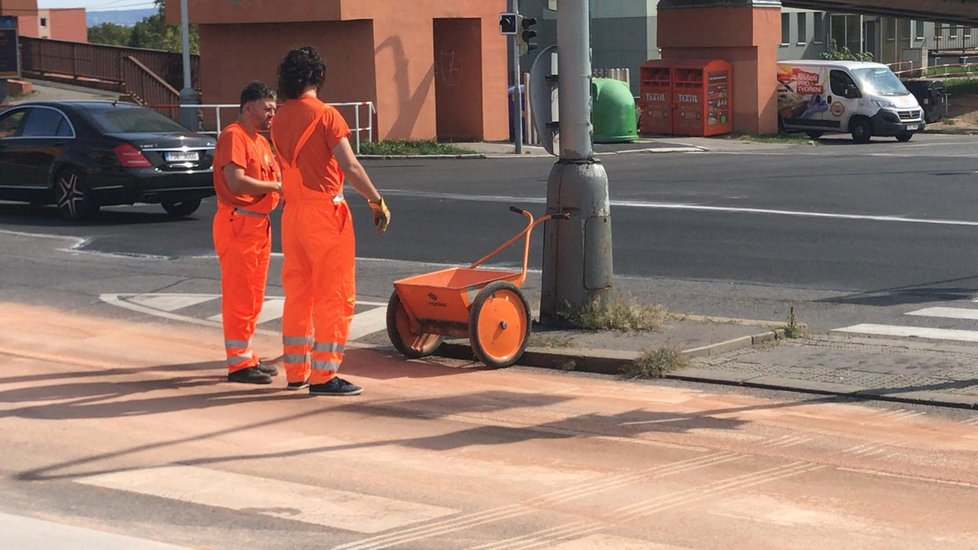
[286,379,310,391]
[256,361,278,376]
[227,366,273,385]
[309,377,362,396]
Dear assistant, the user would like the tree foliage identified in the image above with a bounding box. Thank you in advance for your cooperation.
[86,0,198,54]
[819,39,874,62]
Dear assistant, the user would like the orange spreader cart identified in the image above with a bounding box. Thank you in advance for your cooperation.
[386,207,568,368]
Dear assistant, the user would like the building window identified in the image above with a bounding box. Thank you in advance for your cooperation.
[40,17,47,27]
[950,25,959,39]
[914,20,925,41]
[813,12,824,44]
[797,13,807,43]
[781,13,790,45]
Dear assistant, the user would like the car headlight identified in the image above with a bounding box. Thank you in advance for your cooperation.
[874,99,898,109]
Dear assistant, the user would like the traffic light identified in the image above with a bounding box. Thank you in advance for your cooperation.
[518,16,538,55]
[499,12,518,35]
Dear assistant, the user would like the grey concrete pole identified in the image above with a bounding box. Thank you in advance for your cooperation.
[512,0,523,155]
[178,0,199,130]
[539,0,613,324]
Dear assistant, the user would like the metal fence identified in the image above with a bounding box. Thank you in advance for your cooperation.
[19,36,199,91]
[933,26,978,53]
[148,101,377,153]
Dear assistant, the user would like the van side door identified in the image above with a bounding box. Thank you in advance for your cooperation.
[826,70,861,130]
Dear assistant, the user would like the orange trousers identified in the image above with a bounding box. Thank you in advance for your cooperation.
[280,199,356,385]
[213,204,272,373]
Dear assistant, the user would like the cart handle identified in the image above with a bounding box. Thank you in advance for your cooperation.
[468,207,571,287]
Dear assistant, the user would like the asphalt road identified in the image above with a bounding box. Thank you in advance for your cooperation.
[2,133,978,294]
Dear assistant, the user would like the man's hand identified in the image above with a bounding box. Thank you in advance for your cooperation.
[369,196,391,235]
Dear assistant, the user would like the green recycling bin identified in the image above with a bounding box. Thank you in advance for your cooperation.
[591,77,639,143]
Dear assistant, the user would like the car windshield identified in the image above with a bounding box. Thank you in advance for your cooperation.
[84,105,189,133]
[850,67,910,96]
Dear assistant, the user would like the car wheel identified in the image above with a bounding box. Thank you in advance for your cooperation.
[161,198,202,217]
[895,132,913,142]
[55,167,99,221]
[805,131,824,139]
[850,118,873,144]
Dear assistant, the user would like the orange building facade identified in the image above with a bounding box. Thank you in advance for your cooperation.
[171,0,509,142]
[0,0,85,42]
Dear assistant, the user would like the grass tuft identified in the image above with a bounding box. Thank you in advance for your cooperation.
[621,347,689,379]
[569,295,671,331]
[781,306,806,339]
[358,140,476,156]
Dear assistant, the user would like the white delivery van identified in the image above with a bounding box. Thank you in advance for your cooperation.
[777,60,924,143]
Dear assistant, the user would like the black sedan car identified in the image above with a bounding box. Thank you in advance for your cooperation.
[0,100,215,220]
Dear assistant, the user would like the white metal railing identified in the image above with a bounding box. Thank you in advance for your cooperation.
[149,101,376,153]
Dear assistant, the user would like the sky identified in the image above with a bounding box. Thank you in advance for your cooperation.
[37,0,156,10]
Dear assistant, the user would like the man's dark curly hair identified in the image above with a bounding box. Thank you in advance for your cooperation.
[239,80,276,111]
[277,46,327,100]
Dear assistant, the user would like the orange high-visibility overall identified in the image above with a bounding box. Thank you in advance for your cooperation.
[212,122,280,373]
[271,96,355,386]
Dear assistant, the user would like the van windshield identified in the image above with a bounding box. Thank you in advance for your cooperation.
[851,67,910,96]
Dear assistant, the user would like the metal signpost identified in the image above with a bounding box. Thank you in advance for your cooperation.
[177,0,199,130]
[538,0,613,324]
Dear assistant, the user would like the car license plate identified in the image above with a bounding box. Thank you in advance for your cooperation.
[165,151,199,162]
[905,124,919,131]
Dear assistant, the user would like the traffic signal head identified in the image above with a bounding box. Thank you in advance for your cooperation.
[518,16,538,54]
[499,12,518,35]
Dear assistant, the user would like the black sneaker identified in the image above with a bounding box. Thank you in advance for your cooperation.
[256,361,279,376]
[227,366,273,385]
[309,377,362,396]
[286,379,310,391]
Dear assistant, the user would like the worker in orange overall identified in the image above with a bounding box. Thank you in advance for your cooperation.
[213,81,281,384]
[271,46,390,396]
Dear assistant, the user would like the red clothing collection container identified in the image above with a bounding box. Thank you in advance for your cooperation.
[639,59,732,137]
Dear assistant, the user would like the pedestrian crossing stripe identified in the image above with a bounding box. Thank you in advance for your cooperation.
[832,323,978,343]
[100,293,388,340]
[832,303,978,343]
[74,465,457,533]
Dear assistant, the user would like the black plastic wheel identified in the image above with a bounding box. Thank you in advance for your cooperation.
[468,281,530,368]
[850,117,873,144]
[386,291,444,358]
[54,167,99,221]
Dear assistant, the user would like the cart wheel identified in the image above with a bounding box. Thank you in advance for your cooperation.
[468,281,531,368]
[386,291,444,358]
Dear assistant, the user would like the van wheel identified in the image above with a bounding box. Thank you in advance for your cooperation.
[805,131,824,139]
[850,118,873,144]
[895,132,914,142]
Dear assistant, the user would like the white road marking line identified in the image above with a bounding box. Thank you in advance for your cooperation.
[383,190,978,227]
[75,465,455,534]
[348,305,391,340]
[0,511,189,550]
[963,417,978,426]
[129,294,217,312]
[257,298,285,324]
[104,293,386,339]
[831,323,978,343]
[906,307,978,321]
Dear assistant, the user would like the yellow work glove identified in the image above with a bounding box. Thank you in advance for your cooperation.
[369,196,391,235]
